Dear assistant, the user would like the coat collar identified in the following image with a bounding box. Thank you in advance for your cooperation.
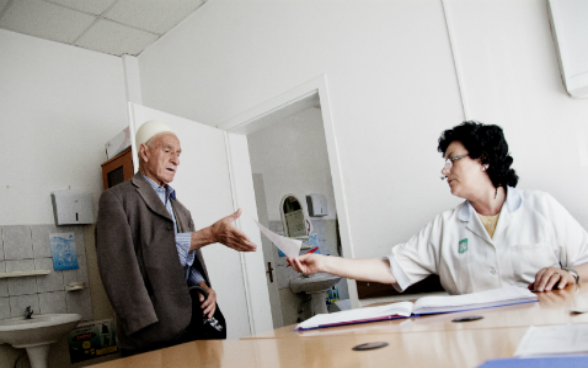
[458,186,521,222]
[457,186,521,243]
[132,173,173,222]
[142,173,177,201]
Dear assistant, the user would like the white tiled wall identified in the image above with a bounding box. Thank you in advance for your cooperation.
[0,296,9,320]
[7,259,37,295]
[4,226,33,259]
[0,262,7,298]
[0,224,93,320]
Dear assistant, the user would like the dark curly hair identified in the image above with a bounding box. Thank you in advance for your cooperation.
[437,121,518,188]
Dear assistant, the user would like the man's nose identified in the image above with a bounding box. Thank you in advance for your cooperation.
[171,153,180,165]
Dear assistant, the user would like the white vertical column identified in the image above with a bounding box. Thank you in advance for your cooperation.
[441,0,469,121]
[123,56,143,171]
[122,55,143,105]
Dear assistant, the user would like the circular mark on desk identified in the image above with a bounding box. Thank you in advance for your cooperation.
[452,315,484,323]
[352,342,389,351]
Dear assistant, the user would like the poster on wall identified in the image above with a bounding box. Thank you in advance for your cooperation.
[49,233,79,270]
[67,319,118,363]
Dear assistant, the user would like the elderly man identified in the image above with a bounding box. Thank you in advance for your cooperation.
[96,120,256,356]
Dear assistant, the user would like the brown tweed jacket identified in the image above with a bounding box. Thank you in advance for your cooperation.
[96,173,209,350]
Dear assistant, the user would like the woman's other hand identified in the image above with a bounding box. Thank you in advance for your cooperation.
[529,267,576,292]
[286,254,325,275]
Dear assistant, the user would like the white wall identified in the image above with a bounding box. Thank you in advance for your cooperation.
[138,0,463,260]
[445,0,588,226]
[248,106,337,221]
[138,0,588,264]
[0,28,131,368]
[0,29,130,225]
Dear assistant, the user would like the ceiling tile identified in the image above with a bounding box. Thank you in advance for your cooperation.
[0,0,95,43]
[104,0,204,34]
[75,18,159,56]
[44,0,116,15]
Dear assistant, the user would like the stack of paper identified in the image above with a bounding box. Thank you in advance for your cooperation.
[297,286,538,331]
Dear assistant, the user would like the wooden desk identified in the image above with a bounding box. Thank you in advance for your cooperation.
[93,327,531,368]
[92,285,588,368]
[246,284,588,339]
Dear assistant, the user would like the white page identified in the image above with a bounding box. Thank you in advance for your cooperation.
[514,324,588,357]
[297,302,414,330]
[254,219,301,258]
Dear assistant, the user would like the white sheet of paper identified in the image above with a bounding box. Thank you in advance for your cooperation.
[254,219,302,257]
[514,324,588,356]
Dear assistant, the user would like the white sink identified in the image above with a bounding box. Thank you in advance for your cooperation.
[290,273,341,293]
[290,273,341,315]
[0,314,81,368]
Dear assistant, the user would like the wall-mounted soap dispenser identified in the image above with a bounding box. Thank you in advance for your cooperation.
[51,189,94,225]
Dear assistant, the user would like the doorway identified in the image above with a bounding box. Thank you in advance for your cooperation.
[219,78,355,327]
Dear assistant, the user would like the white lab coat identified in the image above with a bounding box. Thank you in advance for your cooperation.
[387,187,588,295]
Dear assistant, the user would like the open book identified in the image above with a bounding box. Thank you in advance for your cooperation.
[296,286,538,331]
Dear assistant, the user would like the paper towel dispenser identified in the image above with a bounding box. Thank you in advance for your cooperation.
[51,190,94,225]
[306,194,328,217]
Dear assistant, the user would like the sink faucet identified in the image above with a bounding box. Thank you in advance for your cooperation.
[24,306,33,319]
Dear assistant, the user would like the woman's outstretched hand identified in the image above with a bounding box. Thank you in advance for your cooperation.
[286,256,397,284]
[286,253,326,275]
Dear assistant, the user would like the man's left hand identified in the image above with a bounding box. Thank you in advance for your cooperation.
[197,282,217,319]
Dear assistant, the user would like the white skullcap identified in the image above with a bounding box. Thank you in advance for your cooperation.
[135,120,175,147]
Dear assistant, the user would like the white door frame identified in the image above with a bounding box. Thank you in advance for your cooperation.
[218,74,359,309]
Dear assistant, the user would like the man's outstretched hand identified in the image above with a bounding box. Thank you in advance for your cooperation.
[191,208,257,252]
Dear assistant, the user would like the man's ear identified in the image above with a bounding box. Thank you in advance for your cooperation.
[139,144,149,163]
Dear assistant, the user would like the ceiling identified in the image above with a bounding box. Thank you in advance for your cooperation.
[0,0,206,56]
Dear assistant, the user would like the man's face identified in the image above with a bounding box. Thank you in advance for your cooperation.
[141,132,181,186]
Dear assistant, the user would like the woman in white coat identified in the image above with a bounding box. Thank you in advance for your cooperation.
[287,122,588,295]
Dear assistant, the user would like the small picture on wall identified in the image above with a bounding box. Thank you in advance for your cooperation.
[49,233,79,271]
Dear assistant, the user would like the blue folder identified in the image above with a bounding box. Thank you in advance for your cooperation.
[477,356,588,368]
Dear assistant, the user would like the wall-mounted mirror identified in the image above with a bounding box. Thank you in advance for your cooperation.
[280,194,309,239]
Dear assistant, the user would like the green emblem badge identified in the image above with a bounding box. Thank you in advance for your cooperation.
[458,238,468,254]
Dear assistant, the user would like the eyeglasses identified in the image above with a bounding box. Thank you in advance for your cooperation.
[440,153,468,179]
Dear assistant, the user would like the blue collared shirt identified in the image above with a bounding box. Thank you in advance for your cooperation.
[142,174,205,285]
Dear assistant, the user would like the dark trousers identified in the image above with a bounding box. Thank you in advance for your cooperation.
[119,327,196,357]
[120,291,225,357]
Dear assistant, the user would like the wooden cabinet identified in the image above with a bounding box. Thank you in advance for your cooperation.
[100,146,134,189]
